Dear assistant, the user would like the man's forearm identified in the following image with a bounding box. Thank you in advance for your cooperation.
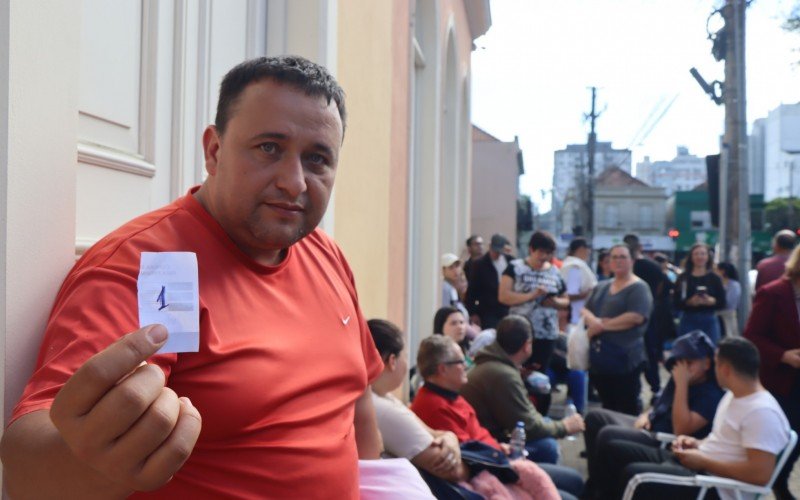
[699,456,772,486]
[1,410,132,499]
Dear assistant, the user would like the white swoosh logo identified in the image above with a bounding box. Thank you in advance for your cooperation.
[342,316,351,325]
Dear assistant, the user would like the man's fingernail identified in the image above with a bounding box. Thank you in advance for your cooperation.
[146,325,168,345]
[180,397,194,408]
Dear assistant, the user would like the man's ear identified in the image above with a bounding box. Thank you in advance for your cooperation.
[202,125,222,176]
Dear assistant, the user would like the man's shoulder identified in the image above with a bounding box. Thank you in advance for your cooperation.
[76,199,192,272]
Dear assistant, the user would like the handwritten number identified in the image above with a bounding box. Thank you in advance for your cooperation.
[156,285,168,311]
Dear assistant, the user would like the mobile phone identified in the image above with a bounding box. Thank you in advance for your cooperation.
[696,285,708,296]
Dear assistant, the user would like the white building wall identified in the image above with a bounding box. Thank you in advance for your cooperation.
[762,103,800,201]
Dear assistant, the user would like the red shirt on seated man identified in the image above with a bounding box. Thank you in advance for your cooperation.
[411,337,502,451]
[411,337,500,452]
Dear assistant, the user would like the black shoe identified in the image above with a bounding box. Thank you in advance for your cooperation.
[773,486,797,500]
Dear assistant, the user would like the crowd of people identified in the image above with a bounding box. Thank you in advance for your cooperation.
[0,55,797,500]
[412,228,799,499]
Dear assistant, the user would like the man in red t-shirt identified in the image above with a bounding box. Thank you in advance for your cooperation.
[755,229,797,290]
[1,56,383,499]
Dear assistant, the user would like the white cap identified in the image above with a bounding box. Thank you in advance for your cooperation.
[441,253,461,267]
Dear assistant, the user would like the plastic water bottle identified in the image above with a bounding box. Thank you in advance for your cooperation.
[564,402,578,441]
[509,421,526,459]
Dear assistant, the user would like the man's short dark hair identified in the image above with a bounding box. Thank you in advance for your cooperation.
[623,233,641,253]
[717,337,760,379]
[774,230,797,251]
[495,315,532,355]
[528,231,556,252]
[215,55,347,136]
[367,319,404,361]
[417,335,457,379]
[568,238,589,255]
[466,235,480,247]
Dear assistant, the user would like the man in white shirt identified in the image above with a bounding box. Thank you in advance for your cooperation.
[560,238,597,325]
[595,337,790,500]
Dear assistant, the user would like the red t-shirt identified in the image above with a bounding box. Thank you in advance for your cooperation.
[755,253,788,290]
[410,384,501,450]
[11,189,383,499]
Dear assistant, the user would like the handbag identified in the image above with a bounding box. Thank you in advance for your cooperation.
[459,441,519,484]
[566,317,590,370]
[589,335,631,375]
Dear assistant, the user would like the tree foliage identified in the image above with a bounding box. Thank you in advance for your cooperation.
[785,2,800,33]
[765,197,800,231]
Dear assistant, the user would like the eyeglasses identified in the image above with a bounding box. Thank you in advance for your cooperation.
[442,359,467,366]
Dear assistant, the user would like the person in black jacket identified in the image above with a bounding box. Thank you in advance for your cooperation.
[674,243,725,344]
[465,234,513,329]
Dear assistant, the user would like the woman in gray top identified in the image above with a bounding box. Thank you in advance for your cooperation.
[582,244,653,415]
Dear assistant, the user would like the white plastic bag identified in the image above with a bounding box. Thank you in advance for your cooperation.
[566,318,590,371]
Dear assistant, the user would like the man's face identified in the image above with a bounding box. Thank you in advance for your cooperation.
[200,79,343,264]
[576,246,591,262]
[443,262,463,282]
[469,238,484,258]
[439,344,469,390]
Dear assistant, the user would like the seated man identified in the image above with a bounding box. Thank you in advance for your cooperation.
[583,330,724,495]
[460,315,584,464]
[601,337,791,500]
[411,334,584,500]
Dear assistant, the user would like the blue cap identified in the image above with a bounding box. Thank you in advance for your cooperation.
[665,330,715,371]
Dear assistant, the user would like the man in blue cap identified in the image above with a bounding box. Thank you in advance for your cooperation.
[583,330,724,499]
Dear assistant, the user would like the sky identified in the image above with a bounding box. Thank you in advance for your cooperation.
[470,0,800,212]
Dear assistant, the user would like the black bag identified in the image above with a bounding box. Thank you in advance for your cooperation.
[459,441,519,484]
[589,335,631,375]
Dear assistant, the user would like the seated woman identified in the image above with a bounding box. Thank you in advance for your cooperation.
[433,306,474,368]
[411,334,585,500]
[582,330,724,498]
[369,319,566,500]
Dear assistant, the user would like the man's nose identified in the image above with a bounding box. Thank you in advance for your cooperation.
[275,154,307,198]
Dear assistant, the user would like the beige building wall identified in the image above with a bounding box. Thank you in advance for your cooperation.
[335,0,395,322]
[471,127,521,248]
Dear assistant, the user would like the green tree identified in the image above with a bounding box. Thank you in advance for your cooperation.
[765,197,800,231]
[785,2,800,33]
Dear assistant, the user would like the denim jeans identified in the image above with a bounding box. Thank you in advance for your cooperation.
[678,311,720,344]
[524,436,560,464]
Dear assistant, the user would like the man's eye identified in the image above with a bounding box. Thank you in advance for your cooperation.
[308,153,327,165]
[259,143,278,154]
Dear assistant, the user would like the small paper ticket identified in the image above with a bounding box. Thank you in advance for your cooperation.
[137,252,200,354]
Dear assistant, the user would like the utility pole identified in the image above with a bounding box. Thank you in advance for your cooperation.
[585,87,599,245]
[722,0,751,326]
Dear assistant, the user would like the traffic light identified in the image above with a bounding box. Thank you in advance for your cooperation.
[668,228,680,240]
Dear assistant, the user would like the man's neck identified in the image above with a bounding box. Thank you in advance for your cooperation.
[426,376,459,394]
[727,378,762,398]
[489,251,501,261]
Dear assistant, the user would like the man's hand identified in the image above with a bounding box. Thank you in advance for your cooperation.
[562,414,585,435]
[49,325,202,492]
[586,317,604,338]
[633,412,651,430]
[499,443,512,456]
[673,448,707,471]
[781,348,800,369]
[671,360,691,387]
[671,435,699,451]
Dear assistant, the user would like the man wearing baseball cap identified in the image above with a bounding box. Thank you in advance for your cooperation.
[441,253,469,320]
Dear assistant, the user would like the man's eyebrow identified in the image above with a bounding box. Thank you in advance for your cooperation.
[250,133,335,158]
[251,132,288,141]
